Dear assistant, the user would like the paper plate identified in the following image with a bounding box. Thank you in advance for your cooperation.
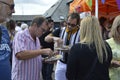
[44,54,62,62]
[54,46,70,51]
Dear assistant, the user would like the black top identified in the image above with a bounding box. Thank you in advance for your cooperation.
[52,28,61,37]
[66,42,112,80]
[39,31,54,57]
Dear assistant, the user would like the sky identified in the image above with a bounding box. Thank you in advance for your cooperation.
[13,0,58,15]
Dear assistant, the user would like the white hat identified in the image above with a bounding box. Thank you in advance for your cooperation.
[80,11,91,19]
[21,23,28,30]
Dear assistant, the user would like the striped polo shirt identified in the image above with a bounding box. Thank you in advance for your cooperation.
[12,29,42,80]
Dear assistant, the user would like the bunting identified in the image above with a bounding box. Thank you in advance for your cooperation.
[70,0,120,16]
[86,0,92,10]
[116,0,120,10]
[101,0,105,4]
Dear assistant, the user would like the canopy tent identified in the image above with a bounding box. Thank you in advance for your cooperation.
[70,0,120,18]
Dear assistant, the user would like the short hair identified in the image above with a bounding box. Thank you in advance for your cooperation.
[110,15,120,43]
[31,16,46,27]
[16,22,21,26]
[99,17,107,25]
[67,12,80,26]
[99,17,107,28]
[6,19,16,30]
[47,18,54,23]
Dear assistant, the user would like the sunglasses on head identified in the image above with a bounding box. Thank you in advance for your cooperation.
[0,1,14,10]
[67,22,77,27]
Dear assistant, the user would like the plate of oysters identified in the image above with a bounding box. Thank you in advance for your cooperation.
[44,54,62,62]
[54,45,70,51]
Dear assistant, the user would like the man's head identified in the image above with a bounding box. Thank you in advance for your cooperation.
[67,12,80,29]
[31,16,48,37]
[16,22,21,27]
[47,18,54,29]
[0,0,15,23]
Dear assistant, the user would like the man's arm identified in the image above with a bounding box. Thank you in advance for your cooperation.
[45,34,54,43]
[45,28,61,43]
[45,34,63,46]
[16,48,53,60]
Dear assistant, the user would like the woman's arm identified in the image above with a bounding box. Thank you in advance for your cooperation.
[110,60,120,68]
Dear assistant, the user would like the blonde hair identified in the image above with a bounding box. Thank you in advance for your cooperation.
[110,15,120,44]
[80,16,108,63]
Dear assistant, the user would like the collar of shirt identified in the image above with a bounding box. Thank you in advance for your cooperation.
[24,28,38,42]
[66,26,79,40]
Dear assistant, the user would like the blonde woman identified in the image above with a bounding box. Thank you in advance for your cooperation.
[66,16,112,80]
[106,15,120,80]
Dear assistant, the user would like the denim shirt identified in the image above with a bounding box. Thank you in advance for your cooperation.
[0,25,11,80]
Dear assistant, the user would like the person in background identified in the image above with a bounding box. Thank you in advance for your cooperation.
[45,12,80,80]
[52,20,67,39]
[6,19,16,65]
[39,18,54,80]
[0,0,15,80]
[106,15,120,80]
[6,19,16,42]
[15,21,22,32]
[66,16,112,80]
[12,16,54,80]
[21,23,28,30]
[60,20,67,28]
[99,17,110,40]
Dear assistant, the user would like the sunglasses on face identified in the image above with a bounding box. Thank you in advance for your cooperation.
[0,1,15,10]
[67,22,77,27]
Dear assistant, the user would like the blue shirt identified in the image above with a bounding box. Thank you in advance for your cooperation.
[0,25,11,80]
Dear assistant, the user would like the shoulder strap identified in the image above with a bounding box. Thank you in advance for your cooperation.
[61,28,66,39]
[73,29,79,44]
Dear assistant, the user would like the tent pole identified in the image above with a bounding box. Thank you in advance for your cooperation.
[95,0,98,18]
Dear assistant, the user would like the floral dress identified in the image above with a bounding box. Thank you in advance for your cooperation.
[107,38,120,80]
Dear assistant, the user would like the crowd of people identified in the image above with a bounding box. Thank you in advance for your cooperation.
[1,0,120,80]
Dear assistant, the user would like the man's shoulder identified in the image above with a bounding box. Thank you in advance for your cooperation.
[0,25,10,40]
[15,29,28,39]
[0,26,11,61]
[0,25,8,31]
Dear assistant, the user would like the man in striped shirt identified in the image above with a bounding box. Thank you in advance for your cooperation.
[12,16,53,80]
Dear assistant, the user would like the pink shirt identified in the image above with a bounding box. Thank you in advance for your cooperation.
[12,29,42,80]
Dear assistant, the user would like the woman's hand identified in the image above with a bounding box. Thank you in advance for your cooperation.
[111,60,120,68]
